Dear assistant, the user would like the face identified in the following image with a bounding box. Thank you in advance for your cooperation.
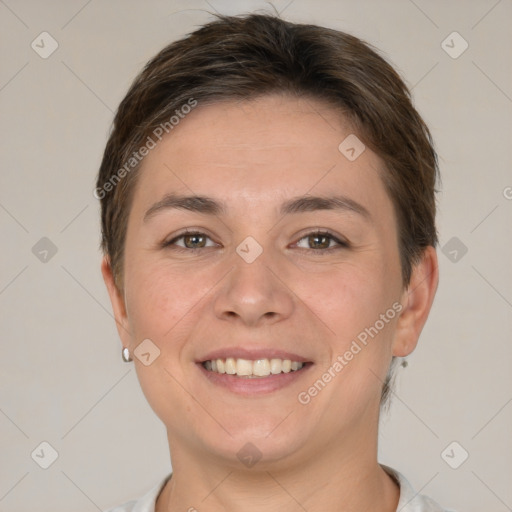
[103,94,434,470]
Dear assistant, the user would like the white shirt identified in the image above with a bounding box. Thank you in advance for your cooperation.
[103,465,453,512]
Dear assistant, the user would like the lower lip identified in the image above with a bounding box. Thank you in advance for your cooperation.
[196,362,313,395]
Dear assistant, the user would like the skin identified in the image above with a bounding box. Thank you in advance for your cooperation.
[102,94,438,512]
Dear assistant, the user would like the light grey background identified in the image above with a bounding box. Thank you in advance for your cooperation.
[1,0,511,510]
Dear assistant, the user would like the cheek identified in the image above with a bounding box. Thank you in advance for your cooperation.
[297,258,398,395]
[299,261,393,339]
[124,262,198,425]
[124,257,199,341]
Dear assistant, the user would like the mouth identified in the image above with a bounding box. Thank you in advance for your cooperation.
[196,355,313,395]
[201,357,310,378]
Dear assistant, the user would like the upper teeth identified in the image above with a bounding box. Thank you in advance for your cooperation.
[203,358,304,377]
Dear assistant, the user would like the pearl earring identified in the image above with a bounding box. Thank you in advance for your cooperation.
[122,347,133,362]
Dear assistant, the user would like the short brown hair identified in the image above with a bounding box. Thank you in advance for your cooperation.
[96,12,439,406]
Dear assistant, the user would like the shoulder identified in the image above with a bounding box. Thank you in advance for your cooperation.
[381,465,456,512]
[103,474,171,512]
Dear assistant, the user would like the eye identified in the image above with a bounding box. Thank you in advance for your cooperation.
[163,230,217,250]
[294,231,348,251]
[162,229,348,253]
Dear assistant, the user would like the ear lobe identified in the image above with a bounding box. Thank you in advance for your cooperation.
[100,257,131,345]
[392,246,439,357]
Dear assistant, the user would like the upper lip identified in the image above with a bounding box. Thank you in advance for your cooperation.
[196,347,312,363]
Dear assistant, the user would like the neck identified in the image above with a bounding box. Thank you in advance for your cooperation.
[156,430,399,512]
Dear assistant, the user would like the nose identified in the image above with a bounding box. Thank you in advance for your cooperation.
[213,249,295,327]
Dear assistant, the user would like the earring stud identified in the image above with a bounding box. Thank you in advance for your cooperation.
[122,347,133,362]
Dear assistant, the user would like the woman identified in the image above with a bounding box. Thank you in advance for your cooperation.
[97,12,450,512]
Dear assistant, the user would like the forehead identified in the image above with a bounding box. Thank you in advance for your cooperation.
[132,94,390,216]
[154,94,355,163]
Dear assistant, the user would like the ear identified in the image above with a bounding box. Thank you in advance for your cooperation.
[392,246,439,357]
[101,256,132,347]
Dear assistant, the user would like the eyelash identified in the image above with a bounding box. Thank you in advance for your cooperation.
[162,229,349,254]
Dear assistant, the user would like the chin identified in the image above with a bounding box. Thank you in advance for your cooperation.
[196,423,310,469]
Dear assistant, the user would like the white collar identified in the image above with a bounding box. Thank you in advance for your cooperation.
[120,465,449,512]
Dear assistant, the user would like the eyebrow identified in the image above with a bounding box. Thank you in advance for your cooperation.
[143,193,371,222]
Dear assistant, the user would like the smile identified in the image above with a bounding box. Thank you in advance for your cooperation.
[202,357,305,378]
